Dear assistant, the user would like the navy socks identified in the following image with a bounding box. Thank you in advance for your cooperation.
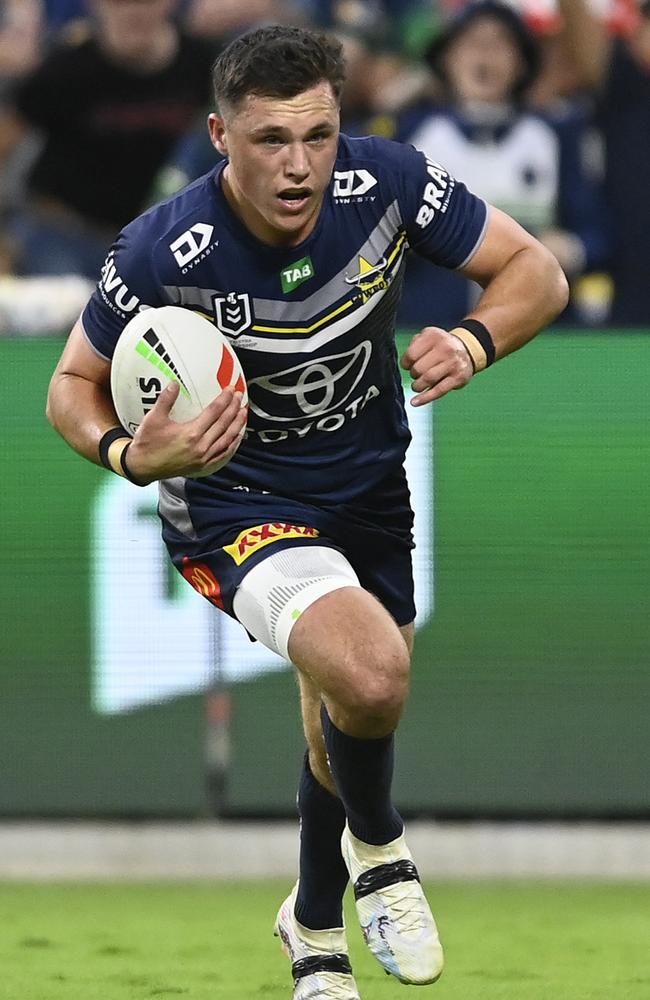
[294,752,349,930]
[294,710,405,928]
[320,704,404,846]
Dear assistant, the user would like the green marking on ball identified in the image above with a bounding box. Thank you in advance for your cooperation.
[135,339,191,398]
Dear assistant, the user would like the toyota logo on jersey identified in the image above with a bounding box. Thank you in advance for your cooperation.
[247,342,372,422]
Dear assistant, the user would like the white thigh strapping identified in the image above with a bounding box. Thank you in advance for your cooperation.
[232,545,361,661]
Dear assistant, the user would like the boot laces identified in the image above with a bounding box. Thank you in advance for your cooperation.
[380,880,430,934]
[299,972,359,1000]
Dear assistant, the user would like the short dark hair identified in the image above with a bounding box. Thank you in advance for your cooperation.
[212,25,346,112]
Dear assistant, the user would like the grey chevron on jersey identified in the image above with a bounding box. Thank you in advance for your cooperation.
[162,199,404,324]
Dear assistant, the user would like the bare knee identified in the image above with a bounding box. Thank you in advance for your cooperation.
[322,637,410,739]
[290,587,412,737]
[342,640,410,722]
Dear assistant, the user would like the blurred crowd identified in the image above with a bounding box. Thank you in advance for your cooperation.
[0,0,648,332]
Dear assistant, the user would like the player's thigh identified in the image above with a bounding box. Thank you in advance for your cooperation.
[400,621,415,657]
[232,542,361,660]
[288,585,411,717]
[233,541,410,712]
[298,621,413,795]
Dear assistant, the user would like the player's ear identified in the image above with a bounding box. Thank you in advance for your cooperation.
[208,113,229,157]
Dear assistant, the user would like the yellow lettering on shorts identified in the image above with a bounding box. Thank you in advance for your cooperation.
[223,523,320,566]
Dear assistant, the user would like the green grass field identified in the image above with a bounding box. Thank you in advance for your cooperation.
[0,881,648,999]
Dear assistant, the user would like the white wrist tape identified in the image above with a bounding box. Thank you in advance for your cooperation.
[233,545,361,661]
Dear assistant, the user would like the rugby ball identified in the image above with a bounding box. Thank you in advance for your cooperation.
[110,306,247,436]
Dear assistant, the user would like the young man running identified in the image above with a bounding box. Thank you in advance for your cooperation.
[47,25,568,999]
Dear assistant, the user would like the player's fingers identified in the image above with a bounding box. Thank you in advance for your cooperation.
[400,327,447,370]
[191,387,236,434]
[197,393,245,450]
[410,375,459,406]
[400,340,428,371]
[198,414,247,468]
[409,359,451,392]
[202,412,247,467]
[146,379,180,420]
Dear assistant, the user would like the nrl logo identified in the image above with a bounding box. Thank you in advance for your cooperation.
[213,291,253,337]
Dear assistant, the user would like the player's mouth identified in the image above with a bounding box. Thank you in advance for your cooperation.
[277,188,312,212]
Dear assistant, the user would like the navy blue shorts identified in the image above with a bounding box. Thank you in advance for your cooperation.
[161,466,416,628]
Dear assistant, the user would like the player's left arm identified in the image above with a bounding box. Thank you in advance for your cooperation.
[401,207,569,406]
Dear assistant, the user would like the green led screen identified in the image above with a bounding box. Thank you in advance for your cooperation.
[0,332,648,816]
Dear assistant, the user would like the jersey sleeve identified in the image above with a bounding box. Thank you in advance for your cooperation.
[396,141,489,269]
[81,226,166,360]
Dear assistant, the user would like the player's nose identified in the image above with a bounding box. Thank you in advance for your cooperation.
[284,142,310,181]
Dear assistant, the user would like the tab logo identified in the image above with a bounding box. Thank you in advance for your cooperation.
[169,223,215,268]
[280,256,315,294]
[333,169,377,199]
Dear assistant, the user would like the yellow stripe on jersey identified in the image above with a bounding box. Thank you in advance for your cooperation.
[194,233,407,337]
[252,297,355,335]
[252,233,407,335]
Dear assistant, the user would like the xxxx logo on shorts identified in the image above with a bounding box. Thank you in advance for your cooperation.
[181,557,224,608]
[224,523,319,565]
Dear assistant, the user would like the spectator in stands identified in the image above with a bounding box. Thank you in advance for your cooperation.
[556,0,650,324]
[184,0,307,39]
[43,0,88,33]
[0,0,42,91]
[395,0,609,328]
[0,0,216,278]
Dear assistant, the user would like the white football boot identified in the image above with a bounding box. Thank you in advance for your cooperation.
[341,824,444,985]
[274,883,362,1000]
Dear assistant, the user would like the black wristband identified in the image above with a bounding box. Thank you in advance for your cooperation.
[459,318,496,367]
[120,443,146,486]
[98,427,130,470]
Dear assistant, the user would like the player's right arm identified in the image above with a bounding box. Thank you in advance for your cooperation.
[46,320,247,484]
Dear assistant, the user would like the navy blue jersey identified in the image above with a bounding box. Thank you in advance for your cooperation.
[82,134,487,505]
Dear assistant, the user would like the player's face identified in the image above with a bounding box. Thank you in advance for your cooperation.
[209,82,340,247]
[444,17,524,104]
[94,0,176,61]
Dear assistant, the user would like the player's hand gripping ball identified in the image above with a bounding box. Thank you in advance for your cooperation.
[111,306,248,467]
